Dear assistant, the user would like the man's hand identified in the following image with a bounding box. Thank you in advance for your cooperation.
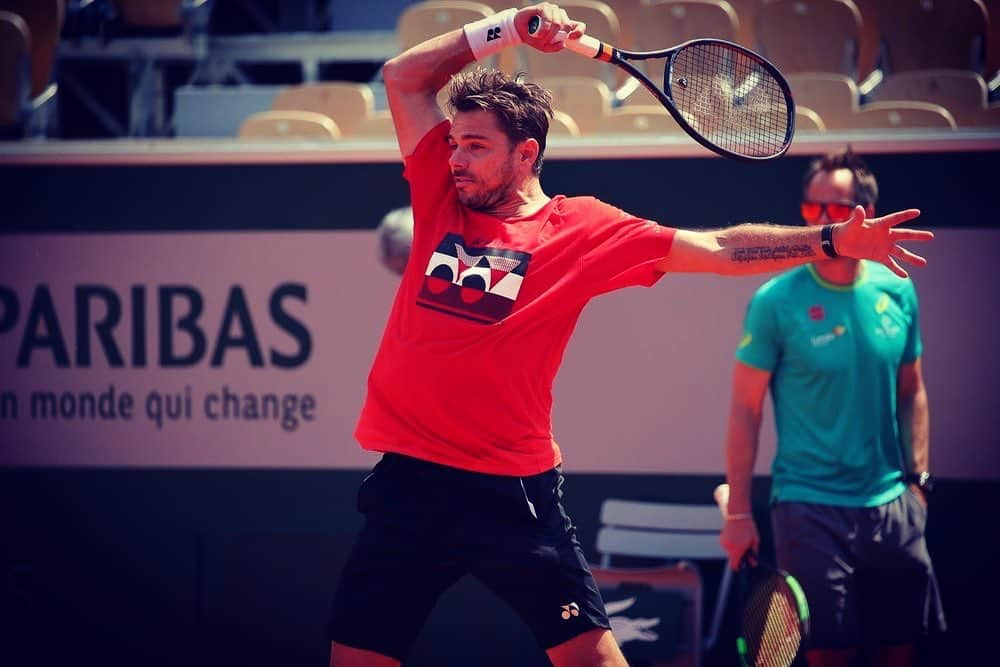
[720,517,760,571]
[832,206,934,278]
[515,2,586,52]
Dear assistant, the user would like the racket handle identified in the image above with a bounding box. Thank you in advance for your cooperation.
[526,15,603,59]
[713,483,730,516]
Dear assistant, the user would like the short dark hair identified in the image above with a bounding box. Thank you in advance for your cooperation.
[447,67,553,174]
[802,146,879,206]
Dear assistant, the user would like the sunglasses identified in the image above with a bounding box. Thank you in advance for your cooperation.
[800,200,861,223]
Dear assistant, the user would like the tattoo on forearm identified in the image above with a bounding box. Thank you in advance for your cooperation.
[731,245,815,263]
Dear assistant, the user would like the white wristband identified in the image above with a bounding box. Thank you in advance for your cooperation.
[463,8,521,60]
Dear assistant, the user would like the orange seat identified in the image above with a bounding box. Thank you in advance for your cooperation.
[398,1,493,52]
[795,105,827,132]
[872,0,989,74]
[846,101,957,130]
[598,106,685,134]
[517,1,622,85]
[271,83,376,136]
[755,0,863,77]
[238,110,342,141]
[0,0,64,97]
[634,0,740,87]
[354,111,397,139]
[725,0,762,49]
[534,75,613,134]
[548,109,582,136]
[786,73,861,129]
[398,1,511,75]
[0,10,30,128]
[869,69,990,127]
[113,0,183,28]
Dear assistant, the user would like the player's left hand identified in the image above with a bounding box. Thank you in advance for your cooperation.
[833,205,934,278]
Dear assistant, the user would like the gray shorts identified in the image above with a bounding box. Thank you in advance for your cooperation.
[771,491,946,650]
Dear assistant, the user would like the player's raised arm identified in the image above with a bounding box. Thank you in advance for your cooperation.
[381,3,584,157]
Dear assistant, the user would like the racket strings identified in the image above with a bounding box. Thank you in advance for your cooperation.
[669,43,790,158]
[744,582,802,667]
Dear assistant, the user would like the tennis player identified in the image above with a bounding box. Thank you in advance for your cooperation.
[719,148,946,666]
[328,4,934,666]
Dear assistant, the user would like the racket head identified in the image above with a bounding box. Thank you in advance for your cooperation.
[661,39,795,161]
[737,561,810,667]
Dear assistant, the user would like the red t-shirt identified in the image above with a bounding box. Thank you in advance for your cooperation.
[354,120,676,476]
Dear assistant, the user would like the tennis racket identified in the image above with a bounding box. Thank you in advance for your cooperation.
[714,484,810,667]
[527,17,795,161]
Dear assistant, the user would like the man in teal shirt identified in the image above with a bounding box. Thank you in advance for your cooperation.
[720,149,945,666]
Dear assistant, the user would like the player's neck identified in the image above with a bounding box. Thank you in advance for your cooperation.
[486,178,549,219]
[812,257,861,286]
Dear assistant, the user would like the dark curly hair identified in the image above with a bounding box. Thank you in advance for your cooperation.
[447,67,554,175]
[803,146,879,207]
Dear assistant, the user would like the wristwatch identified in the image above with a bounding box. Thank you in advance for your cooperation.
[905,471,934,494]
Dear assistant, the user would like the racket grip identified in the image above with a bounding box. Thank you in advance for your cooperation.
[713,483,730,516]
[526,15,603,58]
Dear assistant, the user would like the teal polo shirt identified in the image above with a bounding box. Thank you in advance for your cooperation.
[736,261,923,507]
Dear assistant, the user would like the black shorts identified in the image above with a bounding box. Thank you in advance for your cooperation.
[771,492,947,650]
[327,453,610,660]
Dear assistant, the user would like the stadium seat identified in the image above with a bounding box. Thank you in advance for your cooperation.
[593,498,732,666]
[618,81,664,107]
[786,73,861,129]
[853,0,881,82]
[871,0,989,74]
[986,0,1000,85]
[111,0,210,36]
[0,10,29,132]
[724,0,761,49]
[981,102,1000,127]
[518,0,622,85]
[354,110,397,138]
[397,1,493,50]
[868,69,991,128]
[113,0,184,28]
[755,0,863,78]
[795,105,827,132]
[0,0,64,97]
[271,82,376,136]
[548,109,582,136]
[598,106,685,134]
[634,0,740,87]
[397,1,509,72]
[534,75,613,134]
[846,101,957,130]
[238,110,342,140]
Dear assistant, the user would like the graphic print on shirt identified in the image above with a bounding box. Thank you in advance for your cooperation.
[417,232,531,324]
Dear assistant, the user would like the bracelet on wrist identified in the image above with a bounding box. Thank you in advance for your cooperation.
[725,512,753,521]
[820,223,839,258]
[463,8,521,60]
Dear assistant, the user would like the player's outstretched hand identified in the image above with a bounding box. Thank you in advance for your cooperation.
[516,2,586,52]
[833,205,934,278]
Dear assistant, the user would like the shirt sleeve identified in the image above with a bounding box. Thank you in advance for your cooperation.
[579,199,676,297]
[901,280,923,363]
[735,288,781,372]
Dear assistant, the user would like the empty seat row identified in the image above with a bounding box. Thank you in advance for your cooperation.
[398,0,997,86]
[234,77,997,142]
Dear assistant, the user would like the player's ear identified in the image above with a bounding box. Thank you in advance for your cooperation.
[518,138,540,170]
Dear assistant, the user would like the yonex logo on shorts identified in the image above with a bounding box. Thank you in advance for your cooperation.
[560,602,580,620]
[487,26,502,41]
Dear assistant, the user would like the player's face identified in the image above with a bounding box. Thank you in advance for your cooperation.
[447,110,522,211]
[802,168,864,226]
